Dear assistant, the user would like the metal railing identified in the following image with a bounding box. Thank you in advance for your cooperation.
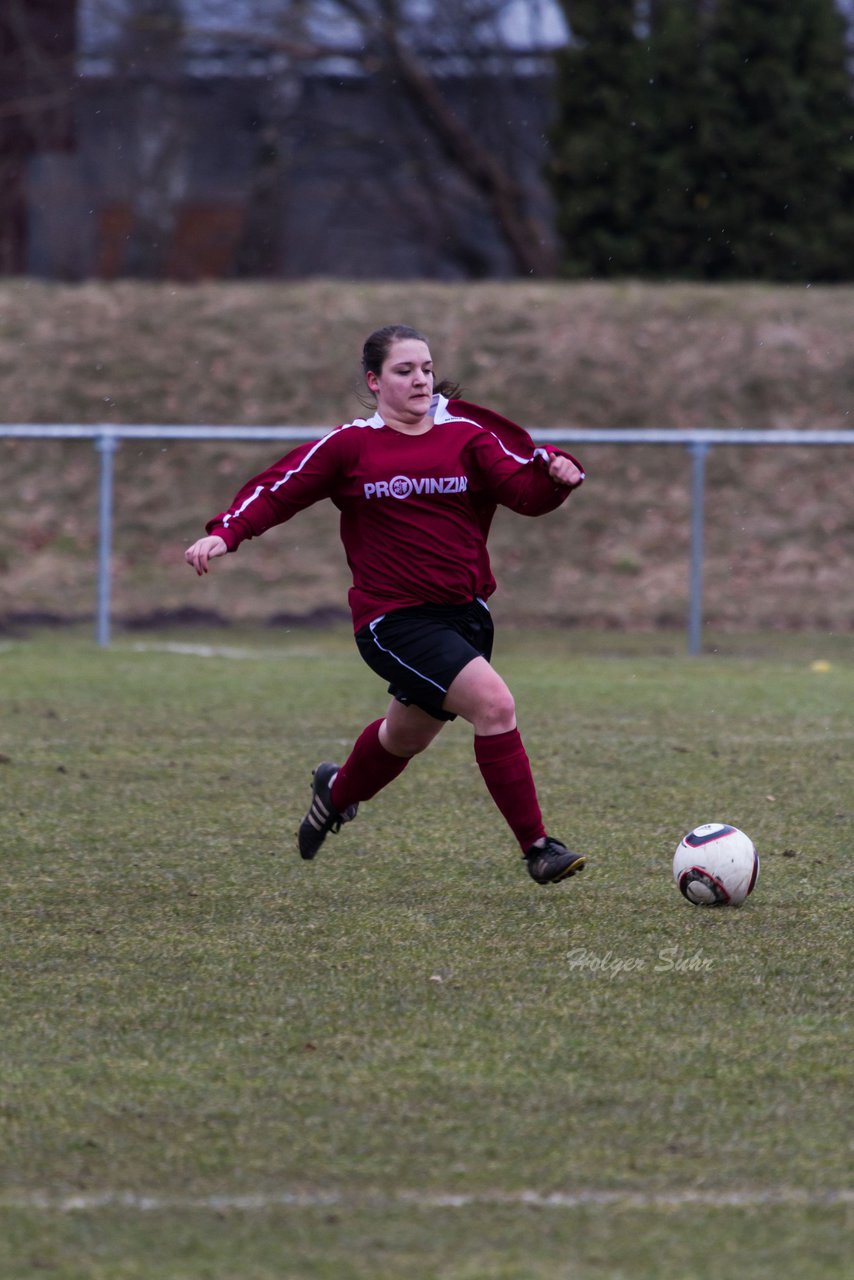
[5,423,854,652]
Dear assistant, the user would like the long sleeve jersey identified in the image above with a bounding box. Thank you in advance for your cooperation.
[206,395,584,632]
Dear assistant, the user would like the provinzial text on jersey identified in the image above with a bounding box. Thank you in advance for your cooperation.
[364,475,469,500]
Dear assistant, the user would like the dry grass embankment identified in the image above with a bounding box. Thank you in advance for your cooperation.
[1,278,852,634]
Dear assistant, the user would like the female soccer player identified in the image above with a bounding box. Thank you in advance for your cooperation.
[185,325,587,886]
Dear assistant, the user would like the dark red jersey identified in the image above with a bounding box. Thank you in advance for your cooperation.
[206,396,584,632]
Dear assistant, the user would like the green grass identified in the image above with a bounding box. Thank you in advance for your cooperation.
[0,629,851,1278]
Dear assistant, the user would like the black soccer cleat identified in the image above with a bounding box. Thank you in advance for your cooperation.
[524,836,586,885]
[298,762,358,861]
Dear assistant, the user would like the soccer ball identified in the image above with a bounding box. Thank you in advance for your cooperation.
[673,824,759,906]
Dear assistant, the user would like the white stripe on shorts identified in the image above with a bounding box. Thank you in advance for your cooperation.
[367,616,448,693]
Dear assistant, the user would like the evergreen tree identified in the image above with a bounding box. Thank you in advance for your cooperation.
[698,0,854,279]
[642,0,709,275]
[548,0,854,280]
[548,2,652,276]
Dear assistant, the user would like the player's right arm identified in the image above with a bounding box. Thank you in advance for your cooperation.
[186,429,349,568]
[185,534,227,575]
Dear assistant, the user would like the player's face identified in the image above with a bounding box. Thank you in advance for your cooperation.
[367,339,434,425]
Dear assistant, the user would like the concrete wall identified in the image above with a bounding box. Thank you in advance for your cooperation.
[26,67,557,281]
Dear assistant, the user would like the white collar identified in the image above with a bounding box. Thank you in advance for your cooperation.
[367,393,452,431]
[432,393,452,422]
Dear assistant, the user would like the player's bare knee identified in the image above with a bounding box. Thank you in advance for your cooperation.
[476,690,516,734]
[381,721,437,758]
[391,733,431,758]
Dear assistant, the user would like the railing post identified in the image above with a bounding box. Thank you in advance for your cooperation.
[687,441,709,655]
[95,432,118,647]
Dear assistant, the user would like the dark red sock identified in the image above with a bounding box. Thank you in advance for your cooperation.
[331,718,410,811]
[474,728,546,852]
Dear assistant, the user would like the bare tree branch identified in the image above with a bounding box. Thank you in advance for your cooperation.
[380,21,558,274]
[0,0,77,272]
[80,0,559,278]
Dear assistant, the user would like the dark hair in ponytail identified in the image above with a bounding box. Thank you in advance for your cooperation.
[361,325,461,400]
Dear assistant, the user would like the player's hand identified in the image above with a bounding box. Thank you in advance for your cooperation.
[547,454,585,488]
[185,535,227,575]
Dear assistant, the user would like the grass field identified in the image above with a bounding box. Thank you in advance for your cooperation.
[0,627,851,1279]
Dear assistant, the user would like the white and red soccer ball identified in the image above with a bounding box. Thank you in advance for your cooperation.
[673,824,759,906]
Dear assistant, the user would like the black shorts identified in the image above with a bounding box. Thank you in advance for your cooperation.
[355,599,495,722]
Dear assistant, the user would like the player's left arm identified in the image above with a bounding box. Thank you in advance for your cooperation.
[468,433,585,515]
[545,450,585,489]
